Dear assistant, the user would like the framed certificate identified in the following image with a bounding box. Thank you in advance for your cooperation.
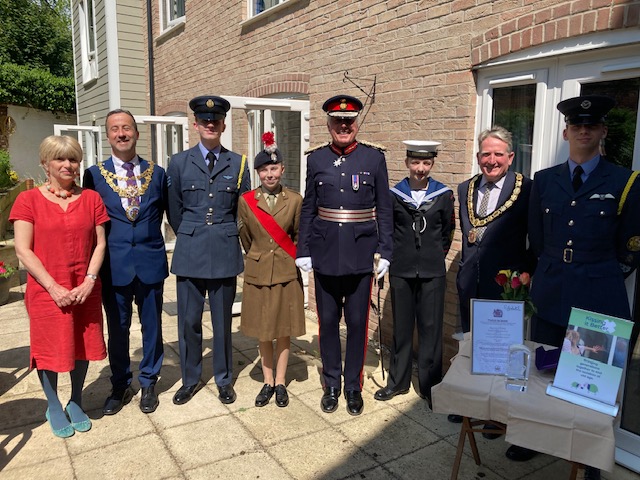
[471,299,525,375]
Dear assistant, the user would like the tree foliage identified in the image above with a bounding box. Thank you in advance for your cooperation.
[0,63,75,113]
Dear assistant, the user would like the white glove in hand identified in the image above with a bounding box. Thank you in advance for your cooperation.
[295,257,313,272]
[376,258,390,281]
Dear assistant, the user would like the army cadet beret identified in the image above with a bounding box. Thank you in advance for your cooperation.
[403,140,441,159]
[322,95,363,118]
[557,95,615,125]
[254,131,282,169]
[189,95,230,121]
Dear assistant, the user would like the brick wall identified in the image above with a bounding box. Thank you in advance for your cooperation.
[146,0,640,364]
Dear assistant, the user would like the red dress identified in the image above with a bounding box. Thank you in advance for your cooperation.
[10,188,110,372]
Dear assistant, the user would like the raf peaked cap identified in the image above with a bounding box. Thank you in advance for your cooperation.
[189,95,230,121]
[254,149,283,169]
[322,95,363,118]
[403,140,441,159]
[557,95,615,125]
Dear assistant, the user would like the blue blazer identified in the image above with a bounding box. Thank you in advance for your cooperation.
[167,145,251,279]
[83,157,169,287]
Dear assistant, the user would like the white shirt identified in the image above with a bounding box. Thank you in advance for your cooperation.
[112,154,140,210]
[477,174,507,216]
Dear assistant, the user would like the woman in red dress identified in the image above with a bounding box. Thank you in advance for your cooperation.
[10,136,110,438]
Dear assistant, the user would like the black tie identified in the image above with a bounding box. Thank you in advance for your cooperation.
[572,165,584,192]
[207,152,215,173]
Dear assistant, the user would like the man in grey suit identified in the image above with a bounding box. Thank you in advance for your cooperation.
[167,96,251,405]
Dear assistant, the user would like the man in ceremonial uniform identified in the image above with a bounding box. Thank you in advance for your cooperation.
[167,95,251,405]
[528,96,640,479]
[296,94,393,416]
[84,109,169,415]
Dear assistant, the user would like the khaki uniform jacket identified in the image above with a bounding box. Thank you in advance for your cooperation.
[238,186,302,286]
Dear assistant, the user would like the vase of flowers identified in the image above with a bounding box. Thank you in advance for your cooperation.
[495,269,536,339]
[0,260,17,305]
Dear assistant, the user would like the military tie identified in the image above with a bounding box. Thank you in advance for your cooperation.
[476,182,494,242]
[266,193,277,211]
[206,151,215,173]
[572,165,584,192]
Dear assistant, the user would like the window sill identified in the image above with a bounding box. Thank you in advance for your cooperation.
[156,17,185,44]
[240,0,301,28]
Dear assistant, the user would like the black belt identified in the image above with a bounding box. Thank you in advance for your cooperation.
[543,248,615,264]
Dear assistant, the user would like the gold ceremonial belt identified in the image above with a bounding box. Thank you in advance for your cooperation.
[317,207,376,223]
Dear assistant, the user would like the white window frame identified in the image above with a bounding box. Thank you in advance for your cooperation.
[243,0,302,25]
[78,0,98,84]
[159,0,186,33]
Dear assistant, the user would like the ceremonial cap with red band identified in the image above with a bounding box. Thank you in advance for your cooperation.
[322,95,363,118]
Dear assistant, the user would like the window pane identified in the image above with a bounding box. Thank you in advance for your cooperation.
[492,85,536,178]
[581,78,639,170]
[272,110,301,193]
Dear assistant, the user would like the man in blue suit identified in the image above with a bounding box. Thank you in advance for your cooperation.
[83,109,169,415]
[167,96,251,405]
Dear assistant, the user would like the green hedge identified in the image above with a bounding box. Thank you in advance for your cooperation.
[0,63,75,114]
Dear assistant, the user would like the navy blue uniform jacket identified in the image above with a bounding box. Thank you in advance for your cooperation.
[297,142,393,276]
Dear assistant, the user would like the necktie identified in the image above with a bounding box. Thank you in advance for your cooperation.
[266,193,276,211]
[122,162,140,206]
[207,151,215,173]
[572,165,584,192]
[476,182,494,241]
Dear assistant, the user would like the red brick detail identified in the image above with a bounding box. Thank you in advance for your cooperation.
[244,73,310,98]
[470,1,639,67]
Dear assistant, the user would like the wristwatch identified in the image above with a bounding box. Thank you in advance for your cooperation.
[86,274,98,281]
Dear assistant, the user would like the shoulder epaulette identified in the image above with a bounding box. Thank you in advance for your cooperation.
[358,139,387,151]
[304,142,330,155]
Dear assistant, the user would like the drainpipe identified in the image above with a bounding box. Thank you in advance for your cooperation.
[146,0,157,162]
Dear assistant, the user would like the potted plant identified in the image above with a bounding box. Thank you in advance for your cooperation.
[0,260,17,305]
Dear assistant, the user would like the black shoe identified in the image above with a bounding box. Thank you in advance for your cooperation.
[218,384,237,404]
[374,386,409,401]
[255,384,275,407]
[583,466,601,480]
[320,387,340,413]
[139,385,159,413]
[505,445,538,462]
[345,390,364,416]
[275,384,289,407]
[102,386,134,415]
[173,383,201,405]
[482,423,503,440]
[448,414,464,423]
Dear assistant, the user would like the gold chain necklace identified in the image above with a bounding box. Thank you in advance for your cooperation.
[466,173,523,244]
[98,161,155,198]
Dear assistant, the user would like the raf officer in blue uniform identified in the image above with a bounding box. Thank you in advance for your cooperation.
[84,109,169,415]
[167,96,251,405]
[296,95,393,415]
[528,95,640,477]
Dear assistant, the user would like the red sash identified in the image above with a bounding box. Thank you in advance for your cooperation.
[242,191,297,259]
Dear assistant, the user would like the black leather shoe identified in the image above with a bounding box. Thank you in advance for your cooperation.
[374,386,409,401]
[505,445,538,462]
[102,386,134,415]
[275,384,289,407]
[482,423,503,440]
[320,387,340,413]
[255,384,275,407]
[218,384,237,404]
[448,414,464,423]
[140,385,159,413]
[345,390,364,416]
[173,383,201,405]
[583,466,601,480]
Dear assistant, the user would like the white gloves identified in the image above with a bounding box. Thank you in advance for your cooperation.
[375,258,390,281]
[295,257,313,272]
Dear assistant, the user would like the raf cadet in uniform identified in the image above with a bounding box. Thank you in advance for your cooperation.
[167,96,251,406]
[528,95,640,477]
[296,95,393,416]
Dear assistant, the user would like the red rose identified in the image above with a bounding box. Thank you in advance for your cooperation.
[511,276,522,289]
[495,273,508,286]
[519,272,531,286]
